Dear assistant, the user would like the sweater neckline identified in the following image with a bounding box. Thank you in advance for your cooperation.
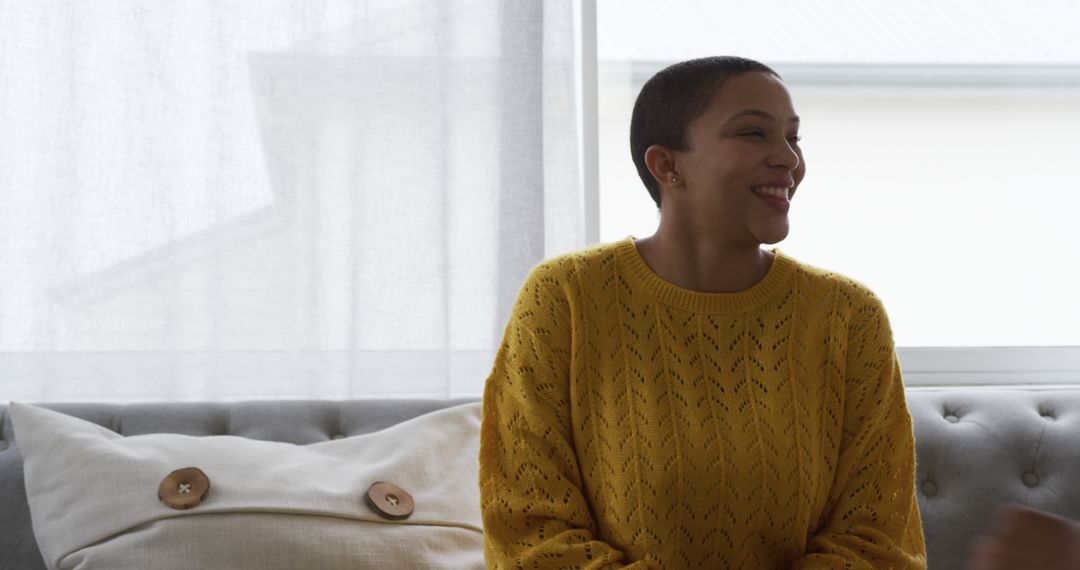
[616,236,796,314]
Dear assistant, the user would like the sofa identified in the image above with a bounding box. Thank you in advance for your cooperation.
[2,388,1078,569]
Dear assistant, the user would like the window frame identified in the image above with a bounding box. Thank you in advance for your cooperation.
[577,0,1080,387]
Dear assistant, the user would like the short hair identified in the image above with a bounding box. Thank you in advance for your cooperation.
[629,56,781,208]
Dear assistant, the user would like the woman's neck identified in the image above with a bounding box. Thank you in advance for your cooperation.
[632,228,773,294]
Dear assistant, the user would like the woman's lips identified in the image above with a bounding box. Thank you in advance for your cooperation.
[754,192,790,213]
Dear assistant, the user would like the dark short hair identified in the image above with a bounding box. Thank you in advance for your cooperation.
[629,56,781,208]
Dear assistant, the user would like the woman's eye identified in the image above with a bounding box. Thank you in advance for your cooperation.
[739,131,801,144]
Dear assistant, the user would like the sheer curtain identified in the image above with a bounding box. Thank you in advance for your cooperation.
[0,1,585,402]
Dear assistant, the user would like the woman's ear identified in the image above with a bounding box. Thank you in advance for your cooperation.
[644,144,680,188]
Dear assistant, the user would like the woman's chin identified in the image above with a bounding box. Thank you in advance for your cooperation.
[753,223,790,245]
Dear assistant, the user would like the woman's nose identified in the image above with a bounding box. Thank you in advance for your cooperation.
[769,139,800,170]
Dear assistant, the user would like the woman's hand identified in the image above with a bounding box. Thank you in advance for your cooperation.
[965,504,1080,570]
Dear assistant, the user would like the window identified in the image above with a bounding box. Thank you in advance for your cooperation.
[595,0,1080,384]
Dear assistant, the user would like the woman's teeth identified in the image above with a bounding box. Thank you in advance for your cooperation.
[751,186,790,199]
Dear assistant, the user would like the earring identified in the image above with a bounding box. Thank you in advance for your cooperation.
[671,176,679,184]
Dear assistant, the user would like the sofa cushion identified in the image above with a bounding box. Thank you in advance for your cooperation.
[9,401,484,570]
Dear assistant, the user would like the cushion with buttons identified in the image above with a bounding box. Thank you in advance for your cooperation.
[9,401,483,569]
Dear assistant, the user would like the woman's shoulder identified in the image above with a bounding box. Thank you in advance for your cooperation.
[525,239,625,286]
[511,241,621,318]
[783,252,887,312]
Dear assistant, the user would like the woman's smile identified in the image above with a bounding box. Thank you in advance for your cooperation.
[751,183,793,213]
[753,190,791,213]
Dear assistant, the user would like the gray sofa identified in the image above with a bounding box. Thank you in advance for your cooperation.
[2,389,1078,570]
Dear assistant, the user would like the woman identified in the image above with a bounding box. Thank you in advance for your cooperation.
[479,56,927,568]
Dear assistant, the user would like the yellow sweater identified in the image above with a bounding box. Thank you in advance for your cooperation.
[479,237,927,569]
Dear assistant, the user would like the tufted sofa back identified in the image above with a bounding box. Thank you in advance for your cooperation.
[2,389,1078,570]
[904,388,1080,568]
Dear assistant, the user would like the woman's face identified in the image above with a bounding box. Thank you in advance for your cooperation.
[669,71,805,247]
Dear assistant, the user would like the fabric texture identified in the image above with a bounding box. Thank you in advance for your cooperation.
[11,401,484,570]
[1,1,583,402]
[480,236,927,569]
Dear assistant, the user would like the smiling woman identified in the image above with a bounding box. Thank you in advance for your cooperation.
[480,56,927,569]
[636,68,804,275]
[631,66,803,293]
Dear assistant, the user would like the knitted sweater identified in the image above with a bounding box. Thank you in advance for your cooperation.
[479,237,927,569]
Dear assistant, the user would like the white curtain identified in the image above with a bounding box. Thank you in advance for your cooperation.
[0,1,585,402]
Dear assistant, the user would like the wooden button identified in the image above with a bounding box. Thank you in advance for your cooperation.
[365,481,414,520]
[159,467,211,510]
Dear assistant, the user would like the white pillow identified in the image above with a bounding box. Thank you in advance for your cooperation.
[10,401,484,570]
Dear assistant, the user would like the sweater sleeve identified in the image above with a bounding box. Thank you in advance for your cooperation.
[479,266,649,569]
[793,292,928,570]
